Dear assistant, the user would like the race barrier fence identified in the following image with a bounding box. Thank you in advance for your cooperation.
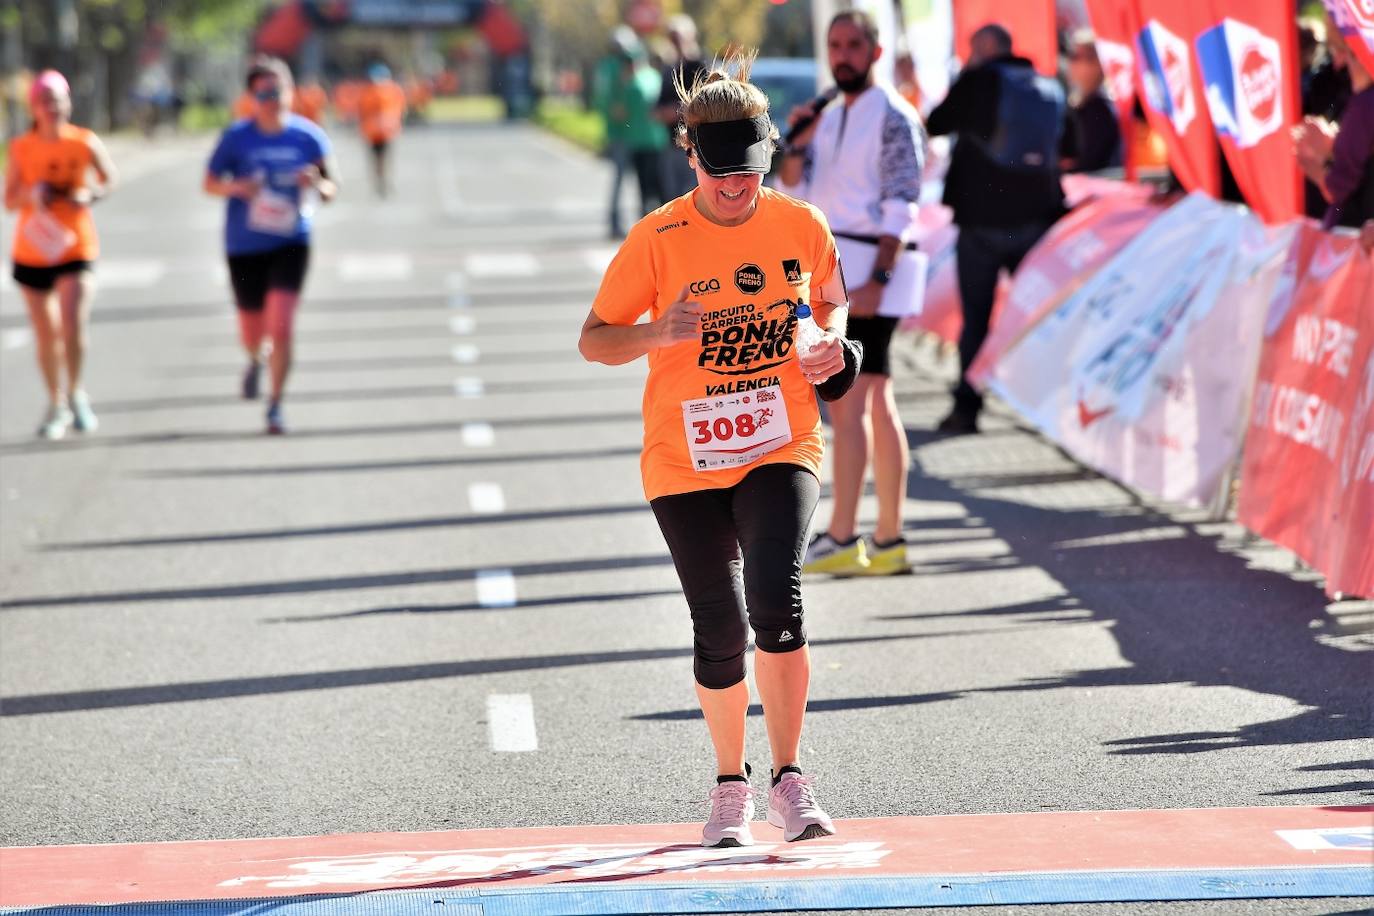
[900,183,1374,598]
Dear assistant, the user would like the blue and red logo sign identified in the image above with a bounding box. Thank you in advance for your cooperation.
[1137,20,1196,134]
[1196,18,1284,149]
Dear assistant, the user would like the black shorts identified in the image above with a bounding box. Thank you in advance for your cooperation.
[371,140,389,155]
[846,316,900,376]
[650,463,820,690]
[12,260,93,292]
[227,245,310,312]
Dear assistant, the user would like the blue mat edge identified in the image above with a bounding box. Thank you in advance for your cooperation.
[3,865,1371,915]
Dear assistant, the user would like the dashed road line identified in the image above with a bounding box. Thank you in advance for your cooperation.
[461,422,495,447]
[449,315,476,335]
[453,377,485,399]
[2,328,34,350]
[485,692,537,752]
[464,253,540,278]
[467,482,506,514]
[338,253,412,282]
[451,344,479,364]
[98,259,167,289]
[475,569,518,608]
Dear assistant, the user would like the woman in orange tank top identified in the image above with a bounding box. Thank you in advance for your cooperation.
[3,70,117,439]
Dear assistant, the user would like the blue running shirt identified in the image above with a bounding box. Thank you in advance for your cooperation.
[207,115,331,255]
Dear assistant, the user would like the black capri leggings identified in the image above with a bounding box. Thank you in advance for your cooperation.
[650,463,820,690]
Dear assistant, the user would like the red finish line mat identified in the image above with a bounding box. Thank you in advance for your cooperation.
[2,806,1370,913]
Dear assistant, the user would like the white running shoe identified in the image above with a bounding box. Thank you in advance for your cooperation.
[767,770,835,842]
[69,391,98,433]
[702,778,757,848]
[37,403,74,440]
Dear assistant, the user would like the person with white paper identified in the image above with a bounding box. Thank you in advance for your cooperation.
[778,9,926,577]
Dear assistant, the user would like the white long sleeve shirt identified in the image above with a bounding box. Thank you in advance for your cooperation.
[778,83,926,243]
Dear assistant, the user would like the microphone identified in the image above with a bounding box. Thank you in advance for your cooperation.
[784,87,838,149]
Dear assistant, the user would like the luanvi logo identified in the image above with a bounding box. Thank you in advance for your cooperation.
[657,220,688,234]
[782,258,804,285]
[735,263,766,295]
[690,278,722,295]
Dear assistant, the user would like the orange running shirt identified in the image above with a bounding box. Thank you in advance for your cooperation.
[592,188,846,502]
[232,91,256,121]
[294,85,328,124]
[358,82,406,143]
[8,124,99,267]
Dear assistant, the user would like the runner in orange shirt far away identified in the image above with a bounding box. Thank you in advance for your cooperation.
[293,78,329,125]
[3,69,118,439]
[358,63,407,197]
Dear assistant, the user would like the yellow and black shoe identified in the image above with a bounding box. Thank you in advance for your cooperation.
[856,536,912,576]
[802,533,871,576]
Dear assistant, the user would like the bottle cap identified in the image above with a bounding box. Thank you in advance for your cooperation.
[795,304,812,319]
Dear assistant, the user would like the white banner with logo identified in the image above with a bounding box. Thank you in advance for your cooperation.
[986,193,1297,506]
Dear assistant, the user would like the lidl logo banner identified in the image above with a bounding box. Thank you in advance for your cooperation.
[1197,19,1283,148]
[1138,20,1196,134]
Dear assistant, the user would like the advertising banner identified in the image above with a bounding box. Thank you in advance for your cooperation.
[1135,0,1222,197]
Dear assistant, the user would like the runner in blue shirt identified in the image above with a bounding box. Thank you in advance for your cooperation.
[204,56,338,434]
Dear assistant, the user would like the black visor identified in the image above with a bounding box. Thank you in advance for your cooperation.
[689,116,774,177]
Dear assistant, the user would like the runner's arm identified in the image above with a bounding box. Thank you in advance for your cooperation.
[2,154,22,212]
[580,286,700,365]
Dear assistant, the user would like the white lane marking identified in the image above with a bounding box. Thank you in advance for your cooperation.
[98,259,166,288]
[212,264,229,288]
[582,247,617,274]
[461,422,495,447]
[2,328,33,350]
[552,199,598,218]
[338,253,412,282]
[448,293,472,309]
[438,156,463,215]
[476,569,518,608]
[451,344,479,364]
[467,482,506,514]
[449,314,476,335]
[454,377,485,398]
[445,272,468,292]
[464,253,540,278]
[486,693,537,752]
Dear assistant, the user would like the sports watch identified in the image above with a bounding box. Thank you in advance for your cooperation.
[871,266,894,286]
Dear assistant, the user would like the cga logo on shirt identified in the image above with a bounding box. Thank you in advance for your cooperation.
[689,278,721,295]
[735,263,766,295]
[1196,19,1284,149]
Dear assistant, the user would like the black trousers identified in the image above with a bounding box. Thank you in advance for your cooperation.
[650,464,820,689]
[953,221,1055,416]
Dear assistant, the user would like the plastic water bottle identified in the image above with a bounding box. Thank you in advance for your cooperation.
[794,303,824,356]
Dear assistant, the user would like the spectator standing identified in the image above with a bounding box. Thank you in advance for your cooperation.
[1295,21,1374,231]
[779,10,926,577]
[1060,31,1121,173]
[595,28,666,237]
[656,15,708,201]
[926,24,1065,435]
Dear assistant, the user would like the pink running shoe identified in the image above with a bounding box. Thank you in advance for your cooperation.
[767,770,835,842]
[702,779,757,848]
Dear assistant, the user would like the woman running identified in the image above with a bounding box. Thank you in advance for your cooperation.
[4,69,117,439]
[579,50,860,848]
[205,57,337,434]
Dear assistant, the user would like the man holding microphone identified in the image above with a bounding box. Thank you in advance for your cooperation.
[779,9,926,577]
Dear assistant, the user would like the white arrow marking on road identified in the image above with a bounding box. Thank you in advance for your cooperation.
[449,315,476,335]
[464,253,540,278]
[486,693,537,752]
[453,377,484,398]
[468,482,506,514]
[451,344,480,364]
[2,328,33,350]
[339,253,412,282]
[476,569,518,608]
[461,422,495,448]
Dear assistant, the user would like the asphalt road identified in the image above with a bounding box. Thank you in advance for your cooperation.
[0,122,1369,916]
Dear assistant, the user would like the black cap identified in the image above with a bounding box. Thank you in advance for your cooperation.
[689,115,774,177]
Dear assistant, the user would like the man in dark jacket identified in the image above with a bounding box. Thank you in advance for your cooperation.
[927,24,1066,434]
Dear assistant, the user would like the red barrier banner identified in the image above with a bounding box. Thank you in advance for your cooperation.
[1239,226,1374,597]
[967,187,1161,390]
[952,0,1058,76]
[1135,0,1222,197]
[1195,8,1303,223]
[1324,0,1374,76]
[1084,0,1141,123]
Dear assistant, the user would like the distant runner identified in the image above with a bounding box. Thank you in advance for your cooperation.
[204,57,338,435]
[579,50,861,849]
[358,64,406,197]
[4,69,118,439]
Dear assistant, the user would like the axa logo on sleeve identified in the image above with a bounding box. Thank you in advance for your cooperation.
[735,263,766,295]
[1138,21,1196,134]
[690,278,721,295]
[1197,19,1284,148]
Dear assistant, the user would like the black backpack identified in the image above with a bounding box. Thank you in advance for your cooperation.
[980,63,1065,171]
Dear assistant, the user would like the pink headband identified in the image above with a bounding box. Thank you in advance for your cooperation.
[29,70,70,107]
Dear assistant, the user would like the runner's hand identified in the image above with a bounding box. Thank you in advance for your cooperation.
[654,286,702,348]
[297,165,322,190]
[227,177,263,200]
[800,331,845,385]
